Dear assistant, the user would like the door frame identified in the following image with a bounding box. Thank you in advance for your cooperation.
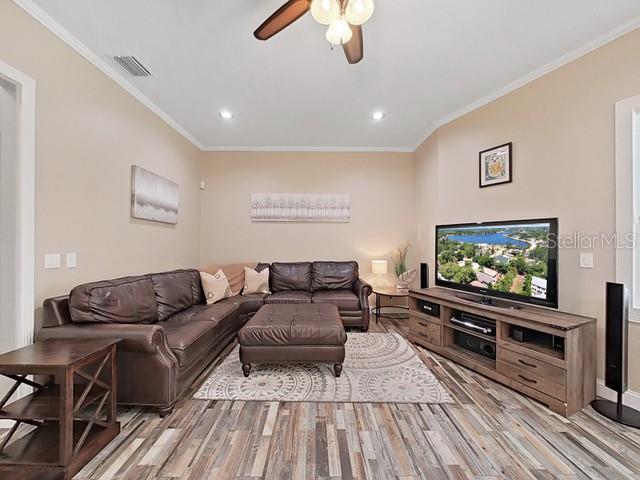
[0,60,36,356]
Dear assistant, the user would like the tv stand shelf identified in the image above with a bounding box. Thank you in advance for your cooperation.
[409,287,596,416]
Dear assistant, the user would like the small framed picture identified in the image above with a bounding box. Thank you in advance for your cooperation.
[479,142,512,188]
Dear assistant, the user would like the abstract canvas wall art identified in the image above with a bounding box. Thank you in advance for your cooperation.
[131,165,179,224]
[250,193,351,223]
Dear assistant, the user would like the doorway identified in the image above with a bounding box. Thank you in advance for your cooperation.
[0,61,35,407]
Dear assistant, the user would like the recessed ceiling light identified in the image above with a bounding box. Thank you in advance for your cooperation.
[219,110,234,120]
[371,111,386,121]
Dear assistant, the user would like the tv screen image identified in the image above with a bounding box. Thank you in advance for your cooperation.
[435,218,558,308]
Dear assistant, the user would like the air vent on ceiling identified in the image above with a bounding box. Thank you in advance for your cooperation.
[112,56,152,77]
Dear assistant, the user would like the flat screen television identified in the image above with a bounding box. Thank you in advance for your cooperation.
[435,218,558,308]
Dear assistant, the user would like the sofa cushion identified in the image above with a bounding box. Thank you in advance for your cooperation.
[312,261,359,291]
[163,320,217,367]
[265,291,312,304]
[189,270,206,305]
[217,293,266,316]
[163,303,240,367]
[312,289,361,311]
[151,270,201,320]
[167,302,239,325]
[69,276,159,324]
[270,262,312,292]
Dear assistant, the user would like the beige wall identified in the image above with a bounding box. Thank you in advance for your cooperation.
[199,152,416,285]
[414,28,640,389]
[3,0,638,392]
[0,2,202,309]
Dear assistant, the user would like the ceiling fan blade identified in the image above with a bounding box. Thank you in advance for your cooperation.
[343,24,363,64]
[254,0,311,41]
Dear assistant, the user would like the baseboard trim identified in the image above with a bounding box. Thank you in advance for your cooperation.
[596,380,640,410]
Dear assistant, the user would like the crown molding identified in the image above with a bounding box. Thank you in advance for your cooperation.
[14,0,413,154]
[17,1,640,154]
[14,0,207,150]
[201,146,415,153]
[412,16,640,151]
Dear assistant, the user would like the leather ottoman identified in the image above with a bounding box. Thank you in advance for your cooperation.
[238,304,347,377]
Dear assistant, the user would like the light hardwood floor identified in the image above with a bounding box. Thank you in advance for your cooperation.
[5,318,640,480]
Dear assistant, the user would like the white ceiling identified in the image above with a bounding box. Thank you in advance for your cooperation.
[23,0,640,150]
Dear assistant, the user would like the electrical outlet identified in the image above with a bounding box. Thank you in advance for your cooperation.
[44,253,61,269]
[66,253,77,268]
[579,252,594,269]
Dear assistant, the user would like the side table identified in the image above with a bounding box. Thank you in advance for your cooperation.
[0,339,120,479]
[373,287,410,323]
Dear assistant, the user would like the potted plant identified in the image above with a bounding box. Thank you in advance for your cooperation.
[394,243,416,289]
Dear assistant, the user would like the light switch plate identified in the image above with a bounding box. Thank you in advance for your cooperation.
[66,253,77,268]
[579,252,594,269]
[44,253,61,269]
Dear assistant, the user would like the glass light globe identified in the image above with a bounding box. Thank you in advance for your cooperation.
[326,17,353,45]
[310,0,341,25]
[344,0,375,26]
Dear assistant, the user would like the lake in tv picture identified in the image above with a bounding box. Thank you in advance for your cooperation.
[446,233,529,248]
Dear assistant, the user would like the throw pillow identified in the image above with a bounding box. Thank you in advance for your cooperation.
[243,266,270,295]
[201,262,258,296]
[200,270,232,305]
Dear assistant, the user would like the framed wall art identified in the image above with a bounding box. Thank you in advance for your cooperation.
[250,193,350,223]
[131,165,179,224]
[479,142,512,188]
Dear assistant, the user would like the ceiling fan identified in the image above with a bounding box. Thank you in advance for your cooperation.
[254,0,375,64]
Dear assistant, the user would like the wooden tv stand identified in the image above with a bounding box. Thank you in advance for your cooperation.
[409,287,596,416]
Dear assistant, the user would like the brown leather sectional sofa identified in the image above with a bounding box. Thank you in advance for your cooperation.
[39,261,372,415]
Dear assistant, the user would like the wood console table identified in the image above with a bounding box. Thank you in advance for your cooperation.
[409,287,596,416]
[0,339,120,479]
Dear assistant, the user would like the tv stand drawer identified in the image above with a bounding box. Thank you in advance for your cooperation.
[410,317,441,346]
[497,360,566,401]
[498,347,566,385]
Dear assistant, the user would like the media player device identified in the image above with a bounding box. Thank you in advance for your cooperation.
[452,313,496,337]
[453,331,496,360]
[416,299,439,318]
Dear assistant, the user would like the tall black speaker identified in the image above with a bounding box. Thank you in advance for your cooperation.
[605,282,628,392]
[420,263,429,289]
[591,282,640,428]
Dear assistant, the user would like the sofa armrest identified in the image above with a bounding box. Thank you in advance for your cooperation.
[353,278,373,309]
[38,323,173,355]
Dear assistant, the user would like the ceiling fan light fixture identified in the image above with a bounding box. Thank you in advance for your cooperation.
[310,0,341,25]
[326,17,353,45]
[219,110,234,120]
[344,0,375,26]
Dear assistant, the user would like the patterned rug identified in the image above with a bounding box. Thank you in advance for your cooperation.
[194,333,453,403]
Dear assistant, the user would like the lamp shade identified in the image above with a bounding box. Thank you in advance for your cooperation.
[372,260,388,275]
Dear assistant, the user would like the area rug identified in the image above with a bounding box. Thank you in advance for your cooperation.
[194,333,453,403]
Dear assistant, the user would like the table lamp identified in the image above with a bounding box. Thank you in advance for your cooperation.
[372,260,387,287]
